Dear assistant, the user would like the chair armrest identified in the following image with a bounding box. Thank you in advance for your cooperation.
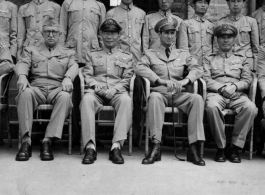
[0,72,13,98]
[248,72,257,103]
[199,78,207,101]
[142,77,150,100]
[129,74,136,98]
[79,68,85,98]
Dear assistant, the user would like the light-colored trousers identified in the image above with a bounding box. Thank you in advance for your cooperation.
[16,85,73,142]
[205,93,257,149]
[148,92,205,144]
[80,90,132,149]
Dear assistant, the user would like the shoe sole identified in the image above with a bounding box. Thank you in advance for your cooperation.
[41,156,54,161]
[15,153,32,161]
[82,157,97,164]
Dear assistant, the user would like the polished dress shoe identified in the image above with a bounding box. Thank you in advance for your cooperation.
[16,142,32,161]
[40,141,54,161]
[214,149,226,162]
[82,148,97,164]
[109,148,124,164]
[187,143,205,166]
[142,140,161,165]
[228,145,241,163]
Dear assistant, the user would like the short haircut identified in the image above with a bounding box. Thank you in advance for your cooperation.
[192,0,211,4]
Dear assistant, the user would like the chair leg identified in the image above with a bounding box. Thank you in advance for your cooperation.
[129,126,132,156]
[6,109,12,148]
[249,126,254,160]
[138,110,144,148]
[145,111,149,157]
[80,133,83,155]
[18,128,21,149]
[68,112,72,155]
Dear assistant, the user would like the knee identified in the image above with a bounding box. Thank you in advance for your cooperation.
[58,91,71,102]
[190,94,203,104]
[19,88,33,99]
[120,94,132,105]
[205,100,220,112]
[243,101,257,114]
[149,92,163,104]
[80,93,97,108]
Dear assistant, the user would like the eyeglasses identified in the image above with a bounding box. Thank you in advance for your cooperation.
[43,30,60,36]
[102,32,119,36]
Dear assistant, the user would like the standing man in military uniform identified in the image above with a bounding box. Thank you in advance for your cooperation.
[214,0,259,71]
[15,18,78,162]
[204,23,257,163]
[143,0,183,51]
[17,0,61,60]
[80,18,134,165]
[136,17,206,166]
[178,0,215,66]
[0,0,17,63]
[252,0,265,46]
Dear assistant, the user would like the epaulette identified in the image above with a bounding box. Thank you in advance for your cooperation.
[90,48,103,52]
[147,11,156,15]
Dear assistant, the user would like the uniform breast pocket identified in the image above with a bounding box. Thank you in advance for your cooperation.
[172,61,185,76]
[93,61,105,75]
[32,58,46,74]
[89,7,100,25]
[67,8,81,23]
[117,19,126,34]
[188,27,199,43]
[209,65,222,75]
[206,28,214,45]
[54,57,68,75]
[0,11,11,31]
[240,26,251,44]
[229,64,243,75]
[43,9,55,19]
[151,64,166,75]
[23,11,34,29]
[115,61,127,77]
[135,18,144,36]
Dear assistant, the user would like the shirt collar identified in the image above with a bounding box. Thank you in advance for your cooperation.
[192,14,206,22]
[119,2,134,10]
[218,50,234,58]
[103,45,119,55]
[229,13,243,21]
[33,0,47,4]
[159,44,173,52]
[159,9,172,17]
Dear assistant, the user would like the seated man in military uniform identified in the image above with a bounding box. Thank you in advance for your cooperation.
[204,23,257,163]
[136,17,206,166]
[15,18,79,161]
[80,18,134,165]
[0,41,14,76]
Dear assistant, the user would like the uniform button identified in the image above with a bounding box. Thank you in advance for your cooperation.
[83,28,85,31]
[129,35,132,38]
[83,17,85,20]
[107,59,110,62]
[128,17,131,20]
[83,39,86,42]
[129,45,132,47]
[128,26,131,29]
[107,77,109,79]
[202,53,205,55]
[108,68,110,71]
[37,11,40,14]
[36,20,39,23]
[35,40,38,42]
[83,7,86,9]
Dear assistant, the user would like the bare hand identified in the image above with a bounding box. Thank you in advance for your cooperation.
[62,77,73,92]
[222,84,237,98]
[105,88,117,100]
[17,75,30,91]
[95,85,106,97]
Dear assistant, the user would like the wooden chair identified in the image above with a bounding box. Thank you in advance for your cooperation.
[0,72,13,147]
[18,96,73,155]
[200,72,258,160]
[139,78,198,156]
[79,68,135,156]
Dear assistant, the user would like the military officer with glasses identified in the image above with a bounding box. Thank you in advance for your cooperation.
[136,17,206,166]
[204,23,257,163]
[15,18,78,162]
[80,18,134,165]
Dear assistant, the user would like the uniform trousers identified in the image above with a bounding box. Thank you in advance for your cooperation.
[16,84,73,143]
[205,93,257,149]
[148,92,205,144]
[80,90,132,149]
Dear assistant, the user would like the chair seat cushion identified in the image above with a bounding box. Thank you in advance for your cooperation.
[38,105,54,110]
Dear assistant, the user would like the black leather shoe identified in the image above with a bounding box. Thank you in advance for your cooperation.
[82,148,97,164]
[109,148,124,164]
[228,145,241,163]
[142,141,161,165]
[214,149,226,162]
[16,142,32,161]
[40,141,54,161]
[187,143,205,166]
[196,141,204,159]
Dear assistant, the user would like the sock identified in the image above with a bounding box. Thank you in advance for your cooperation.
[86,141,96,151]
[22,134,31,145]
[111,142,121,151]
[43,137,52,144]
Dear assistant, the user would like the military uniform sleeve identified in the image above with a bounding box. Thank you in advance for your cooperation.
[64,51,79,81]
[258,46,265,98]
[83,53,100,88]
[113,57,134,92]
[250,18,259,56]
[15,47,32,78]
[185,53,203,83]
[203,57,226,92]
[141,12,146,54]
[0,46,14,76]
[59,1,68,46]
[9,4,18,57]
[54,3,61,22]
[17,7,26,59]
[142,15,150,51]
[136,53,160,84]
[178,22,188,50]
[233,58,252,91]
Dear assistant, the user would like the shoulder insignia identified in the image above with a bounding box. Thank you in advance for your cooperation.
[114,55,127,63]
[57,53,68,59]
[119,49,131,55]
[95,55,103,59]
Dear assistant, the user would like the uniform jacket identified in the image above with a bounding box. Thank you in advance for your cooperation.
[213,14,259,59]
[0,0,18,57]
[203,51,252,93]
[142,10,183,51]
[257,45,265,98]
[178,14,215,66]
[15,43,78,87]
[17,0,61,59]
[252,7,265,46]
[60,0,106,64]
[83,46,134,92]
[136,45,203,94]
[106,3,146,62]
[0,43,14,75]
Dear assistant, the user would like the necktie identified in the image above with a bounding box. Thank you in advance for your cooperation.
[165,48,170,58]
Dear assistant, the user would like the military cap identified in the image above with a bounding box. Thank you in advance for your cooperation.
[100,18,122,32]
[213,23,238,37]
[154,17,178,33]
[42,17,60,28]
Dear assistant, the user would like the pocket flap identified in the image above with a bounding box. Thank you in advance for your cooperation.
[240,26,251,32]
[0,10,11,18]
[94,61,104,66]
[24,11,34,17]
[65,39,77,48]
[206,28,213,34]
[230,64,243,70]
[90,7,100,15]
[115,61,127,68]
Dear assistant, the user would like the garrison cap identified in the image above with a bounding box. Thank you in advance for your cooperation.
[42,17,60,28]
[100,18,122,32]
[214,23,238,37]
[154,17,178,33]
